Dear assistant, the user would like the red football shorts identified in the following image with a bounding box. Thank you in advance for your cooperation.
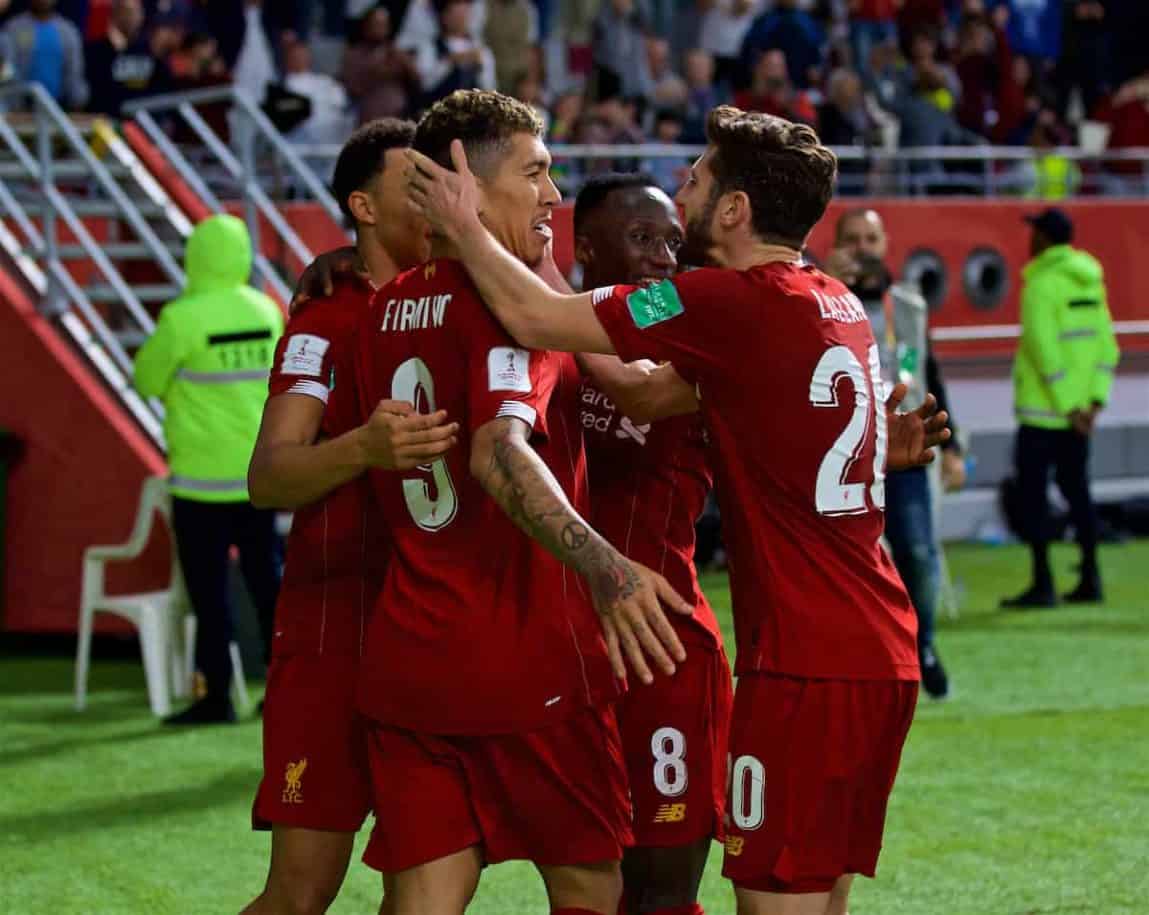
[362,703,634,873]
[252,652,371,833]
[617,643,733,847]
[722,673,917,894]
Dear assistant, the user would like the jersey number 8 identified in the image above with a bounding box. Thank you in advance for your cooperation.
[391,357,458,531]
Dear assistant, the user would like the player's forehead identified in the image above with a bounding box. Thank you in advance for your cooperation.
[597,187,681,234]
[501,132,551,173]
[371,147,411,191]
[839,210,884,239]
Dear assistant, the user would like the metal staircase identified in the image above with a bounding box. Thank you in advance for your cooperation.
[0,83,349,449]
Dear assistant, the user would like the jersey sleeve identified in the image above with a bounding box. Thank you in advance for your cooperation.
[464,303,556,439]
[590,269,748,384]
[268,303,340,403]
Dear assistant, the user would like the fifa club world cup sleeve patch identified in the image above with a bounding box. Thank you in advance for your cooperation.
[487,346,533,393]
[624,279,685,329]
[281,334,331,376]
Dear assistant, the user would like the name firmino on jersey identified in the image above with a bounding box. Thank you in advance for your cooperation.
[381,295,451,332]
[812,289,867,325]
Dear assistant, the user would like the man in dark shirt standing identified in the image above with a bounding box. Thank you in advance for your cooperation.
[85,0,167,117]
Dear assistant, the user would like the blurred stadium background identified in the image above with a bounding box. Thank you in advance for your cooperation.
[1,0,1147,912]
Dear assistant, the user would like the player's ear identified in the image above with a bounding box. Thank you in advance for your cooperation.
[720,190,751,232]
[574,235,593,267]
[347,190,375,228]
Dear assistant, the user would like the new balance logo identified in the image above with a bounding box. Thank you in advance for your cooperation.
[653,803,687,824]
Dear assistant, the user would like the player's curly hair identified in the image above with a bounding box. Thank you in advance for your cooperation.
[331,117,417,224]
[704,106,837,249]
[414,89,544,179]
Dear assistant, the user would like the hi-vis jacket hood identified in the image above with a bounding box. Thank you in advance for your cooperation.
[183,213,255,295]
[132,215,284,502]
[1013,244,1120,430]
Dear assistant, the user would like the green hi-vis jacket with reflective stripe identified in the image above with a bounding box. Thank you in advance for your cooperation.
[1013,244,1120,430]
[133,215,284,502]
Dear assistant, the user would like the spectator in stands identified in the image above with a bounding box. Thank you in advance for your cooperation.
[2,0,89,109]
[513,68,550,131]
[1015,116,1082,199]
[682,47,722,142]
[819,67,878,192]
[280,34,351,147]
[645,35,687,110]
[483,0,536,95]
[1004,208,1119,608]
[896,0,946,57]
[848,0,897,75]
[904,28,960,107]
[643,107,689,193]
[999,0,1061,63]
[734,47,816,124]
[738,0,823,90]
[85,0,166,116]
[1056,0,1111,119]
[1096,64,1149,188]
[825,207,951,699]
[994,54,1039,144]
[590,0,651,101]
[340,6,419,123]
[232,0,277,106]
[953,7,1011,137]
[412,0,495,106]
[697,0,761,89]
[133,214,284,725]
[166,31,229,139]
[396,0,484,51]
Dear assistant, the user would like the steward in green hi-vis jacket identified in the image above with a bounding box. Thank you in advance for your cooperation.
[133,213,283,726]
[1003,208,1120,612]
[134,213,284,501]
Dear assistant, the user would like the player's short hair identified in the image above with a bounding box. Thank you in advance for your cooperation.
[704,106,837,248]
[573,173,661,234]
[413,89,544,180]
[331,117,417,224]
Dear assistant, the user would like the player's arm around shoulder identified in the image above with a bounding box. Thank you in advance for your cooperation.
[576,354,699,424]
[469,415,690,686]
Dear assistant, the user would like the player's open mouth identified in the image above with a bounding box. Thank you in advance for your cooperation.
[532,219,553,240]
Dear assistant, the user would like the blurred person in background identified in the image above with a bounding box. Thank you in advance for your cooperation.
[2,0,88,109]
[133,214,284,725]
[697,0,762,89]
[645,34,687,112]
[738,0,824,90]
[483,0,536,95]
[682,47,723,142]
[953,5,1012,139]
[848,0,897,74]
[1003,208,1119,609]
[85,0,167,116]
[826,208,953,698]
[340,5,419,123]
[819,66,880,193]
[412,0,494,105]
[733,48,816,124]
[643,108,689,193]
[1015,114,1081,199]
[280,34,352,147]
[591,0,652,102]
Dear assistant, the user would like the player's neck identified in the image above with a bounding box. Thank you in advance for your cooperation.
[429,236,461,262]
[359,238,400,288]
[721,241,801,272]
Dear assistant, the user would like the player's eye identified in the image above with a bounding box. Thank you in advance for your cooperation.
[631,233,650,247]
[666,236,683,253]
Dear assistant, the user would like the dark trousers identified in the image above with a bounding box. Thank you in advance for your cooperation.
[1015,424,1098,550]
[884,466,938,655]
[171,497,281,701]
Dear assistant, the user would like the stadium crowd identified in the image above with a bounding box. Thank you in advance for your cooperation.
[3,0,1149,188]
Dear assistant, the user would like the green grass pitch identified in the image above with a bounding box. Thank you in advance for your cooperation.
[3,541,1148,914]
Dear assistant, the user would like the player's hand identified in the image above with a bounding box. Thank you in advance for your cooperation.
[290,247,371,315]
[941,449,966,492]
[591,555,690,686]
[360,400,459,470]
[405,141,483,242]
[885,384,950,471]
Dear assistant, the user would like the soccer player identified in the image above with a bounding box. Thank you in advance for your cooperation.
[405,107,950,915]
[348,91,690,915]
[243,119,456,915]
[573,173,733,915]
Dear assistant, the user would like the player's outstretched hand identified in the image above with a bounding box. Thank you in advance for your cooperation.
[405,141,483,241]
[289,246,371,315]
[360,400,459,471]
[886,384,951,471]
[591,555,691,685]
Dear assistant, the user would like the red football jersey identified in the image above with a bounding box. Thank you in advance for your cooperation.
[579,379,722,650]
[592,262,919,681]
[352,259,618,736]
[267,279,384,658]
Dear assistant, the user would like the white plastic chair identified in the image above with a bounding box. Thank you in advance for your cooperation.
[74,476,248,717]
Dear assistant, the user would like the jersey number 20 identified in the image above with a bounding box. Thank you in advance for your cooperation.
[391,357,458,531]
[808,344,887,516]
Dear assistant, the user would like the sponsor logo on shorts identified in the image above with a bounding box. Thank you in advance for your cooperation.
[653,803,687,824]
[724,836,745,857]
[283,758,308,804]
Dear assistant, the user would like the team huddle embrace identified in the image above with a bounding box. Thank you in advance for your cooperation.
[242,91,949,915]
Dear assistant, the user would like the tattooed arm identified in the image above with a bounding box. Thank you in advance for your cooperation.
[470,416,690,683]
